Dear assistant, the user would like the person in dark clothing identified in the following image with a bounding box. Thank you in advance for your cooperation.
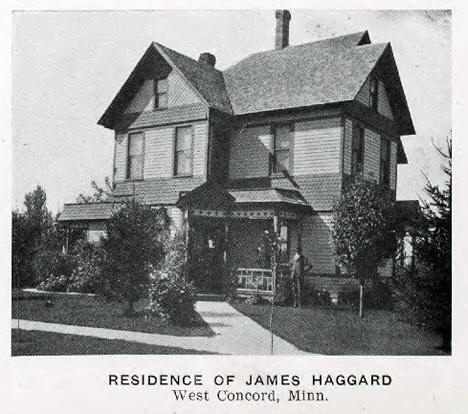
[290,247,312,308]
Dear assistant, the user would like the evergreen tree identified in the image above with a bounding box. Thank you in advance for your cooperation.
[100,201,170,314]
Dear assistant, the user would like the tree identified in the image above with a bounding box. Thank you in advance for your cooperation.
[12,185,54,287]
[76,177,113,203]
[393,138,451,351]
[332,178,399,316]
[100,201,170,314]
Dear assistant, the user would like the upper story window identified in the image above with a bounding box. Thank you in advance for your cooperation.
[127,132,144,180]
[174,126,193,176]
[369,76,379,111]
[272,124,292,173]
[155,78,168,109]
[380,138,391,187]
[351,124,365,176]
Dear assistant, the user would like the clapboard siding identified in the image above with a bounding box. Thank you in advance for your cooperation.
[114,132,128,182]
[113,121,208,182]
[355,77,394,120]
[229,125,271,179]
[343,118,353,175]
[293,118,342,175]
[124,71,200,114]
[167,71,200,106]
[302,213,336,275]
[378,81,394,120]
[144,127,174,178]
[192,122,209,177]
[390,140,397,190]
[364,128,381,182]
[125,80,154,114]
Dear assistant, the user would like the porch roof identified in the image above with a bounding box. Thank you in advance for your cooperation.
[228,188,310,208]
[177,182,312,212]
[58,202,121,222]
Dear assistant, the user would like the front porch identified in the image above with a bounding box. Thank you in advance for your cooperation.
[177,182,312,296]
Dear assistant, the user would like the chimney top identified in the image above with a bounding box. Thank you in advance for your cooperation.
[198,52,216,67]
[275,9,291,50]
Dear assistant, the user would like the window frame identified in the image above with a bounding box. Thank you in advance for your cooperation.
[271,123,293,175]
[173,125,194,177]
[369,76,379,112]
[380,138,392,187]
[277,220,291,264]
[126,131,145,181]
[154,78,168,110]
[351,123,365,177]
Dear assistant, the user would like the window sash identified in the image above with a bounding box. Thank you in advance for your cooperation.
[380,139,391,186]
[155,78,168,109]
[174,127,193,176]
[272,124,291,173]
[352,126,365,175]
[127,133,144,179]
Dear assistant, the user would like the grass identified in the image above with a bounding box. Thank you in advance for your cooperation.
[231,301,448,355]
[12,290,214,337]
[11,329,214,356]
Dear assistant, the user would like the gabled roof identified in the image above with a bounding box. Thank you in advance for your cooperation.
[99,31,414,135]
[153,43,233,114]
[223,36,385,113]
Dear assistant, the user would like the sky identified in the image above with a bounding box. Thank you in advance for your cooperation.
[12,9,451,213]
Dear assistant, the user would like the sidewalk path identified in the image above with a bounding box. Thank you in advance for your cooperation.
[12,301,311,355]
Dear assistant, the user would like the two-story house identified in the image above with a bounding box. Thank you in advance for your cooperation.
[58,10,415,297]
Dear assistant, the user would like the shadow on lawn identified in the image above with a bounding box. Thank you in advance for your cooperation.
[12,290,215,337]
[231,301,448,356]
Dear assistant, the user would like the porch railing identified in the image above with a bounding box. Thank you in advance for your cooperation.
[235,268,273,293]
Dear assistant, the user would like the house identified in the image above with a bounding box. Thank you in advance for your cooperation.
[58,10,415,298]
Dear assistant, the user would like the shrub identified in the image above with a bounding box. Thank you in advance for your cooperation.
[306,289,332,307]
[69,240,106,293]
[33,250,74,290]
[38,274,69,292]
[274,270,292,305]
[148,234,197,325]
[100,201,169,314]
[365,279,394,310]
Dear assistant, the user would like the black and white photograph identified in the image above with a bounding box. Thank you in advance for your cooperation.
[9,8,452,358]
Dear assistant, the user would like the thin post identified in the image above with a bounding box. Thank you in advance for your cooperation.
[359,283,363,318]
[223,217,229,290]
[270,213,279,354]
[65,227,69,254]
[184,209,190,283]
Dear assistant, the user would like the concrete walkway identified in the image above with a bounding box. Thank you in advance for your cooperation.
[12,301,310,355]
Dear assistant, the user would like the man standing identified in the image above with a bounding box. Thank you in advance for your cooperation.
[290,247,311,308]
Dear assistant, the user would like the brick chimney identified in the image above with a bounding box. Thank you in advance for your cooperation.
[198,52,216,67]
[275,9,291,50]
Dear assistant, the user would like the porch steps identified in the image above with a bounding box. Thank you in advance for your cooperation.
[197,293,227,302]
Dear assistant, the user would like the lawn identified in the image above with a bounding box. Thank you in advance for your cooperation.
[231,301,448,355]
[12,290,214,337]
[11,329,214,356]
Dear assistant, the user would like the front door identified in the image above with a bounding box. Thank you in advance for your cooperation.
[189,217,225,293]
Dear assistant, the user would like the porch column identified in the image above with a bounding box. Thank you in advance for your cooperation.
[297,216,303,252]
[272,212,279,297]
[223,216,230,290]
[184,209,190,282]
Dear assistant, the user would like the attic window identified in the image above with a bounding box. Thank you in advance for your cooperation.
[369,76,379,111]
[155,78,168,109]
